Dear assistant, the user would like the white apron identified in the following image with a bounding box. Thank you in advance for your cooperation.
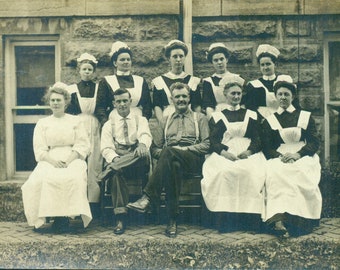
[250,79,279,119]
[152,74,201,118]
[203,77,229,112]
[262,112,322,221]
[201,110,266,213]
[69,83,101,203]
[106,75,144,117]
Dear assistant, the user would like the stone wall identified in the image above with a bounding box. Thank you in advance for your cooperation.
[1,14,340,181]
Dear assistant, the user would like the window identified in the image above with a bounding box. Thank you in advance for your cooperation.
[324,35,340,163]
[5,36,60,179]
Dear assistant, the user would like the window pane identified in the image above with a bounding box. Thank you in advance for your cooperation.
[329,106,340,162]
[15,46,55,115]
[14,124,37,171]
[329,42,340,101]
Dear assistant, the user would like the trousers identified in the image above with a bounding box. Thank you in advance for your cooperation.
[102,152,149,215]
[144,147,204,219]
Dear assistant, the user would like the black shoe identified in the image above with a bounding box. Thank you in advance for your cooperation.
[52,217,70,234]
[165,219,177,238]
[273,221,290,238]
[113,219,125,235]
[127,194,151,213]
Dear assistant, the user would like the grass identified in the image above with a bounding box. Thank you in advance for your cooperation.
[0,238,338,269]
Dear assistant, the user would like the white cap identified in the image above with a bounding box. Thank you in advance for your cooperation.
[219,74,245,88]
[208,42,227,52]
[164,39,188,57]
[256,44,280,58]
[52,81,68,90]
[77,53,98,64]
[109,41,130,57]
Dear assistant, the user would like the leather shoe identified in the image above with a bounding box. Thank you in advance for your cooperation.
[165,219,177,238]
[127,194,151,213]
[113,219,125,235]
[273,221,290,238]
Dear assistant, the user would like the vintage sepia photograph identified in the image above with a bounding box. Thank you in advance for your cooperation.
[0,0,339,269]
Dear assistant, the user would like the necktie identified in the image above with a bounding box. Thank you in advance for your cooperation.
[176,114,184,141]
[122,118,129,145]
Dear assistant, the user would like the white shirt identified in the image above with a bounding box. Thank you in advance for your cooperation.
[100,111,152,162]
[277,105,296,115]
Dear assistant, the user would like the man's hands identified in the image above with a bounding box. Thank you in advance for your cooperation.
[134,143,149,158]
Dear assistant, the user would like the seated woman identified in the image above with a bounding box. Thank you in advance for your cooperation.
[21,82,92,233]
[201,75,266,232]
[262,79,322,237]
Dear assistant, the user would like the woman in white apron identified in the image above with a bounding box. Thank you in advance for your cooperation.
[262,79,322,237]
[94,41,152,127]
[22,83,92,233]
[152,40,202,123]
[202,42,243,119]
[67,53,102,204]
[244,44,299,121]
[201,75,266,232]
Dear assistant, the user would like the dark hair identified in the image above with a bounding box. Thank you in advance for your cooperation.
[77,59,97,71]
[257,52,278,64]
[207,47,230,63]
[273,81,297,96]
[43,84,71,107]
[169,82,190,94]
[113,88,131,100]
[111,48,133,64]
[164,42,188,59]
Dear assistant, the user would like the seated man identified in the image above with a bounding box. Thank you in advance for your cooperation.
[100,88,152,235]
[127,82,210,237]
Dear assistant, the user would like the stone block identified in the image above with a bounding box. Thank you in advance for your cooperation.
[305,0,340,15]
[299,94,323,111]
[280,44,321,62]
[73,18,137,40]
[298,69,322,87]
[193,0,221,16]
[222,0,299,16]
[86,0,179,16]
[0,0,86,17]
[285,20,311,37]
[137,17,179,41]
[192,20,277,40]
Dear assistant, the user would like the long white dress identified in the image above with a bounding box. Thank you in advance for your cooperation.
[68,83,102,203]
[21,114,92,228]
[201,109,266,214]
[262,111,322,221]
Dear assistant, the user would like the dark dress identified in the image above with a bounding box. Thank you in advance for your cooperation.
[95,74,152,126]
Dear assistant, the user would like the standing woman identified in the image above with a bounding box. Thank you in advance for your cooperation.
[22,83,92,233]
[262,79,322,237]
[152,39,202,123]
[202,43,242,118]
[244,44,295,120]
[201,75,266,232]
[95,41,152,126]
[67,53,102,204]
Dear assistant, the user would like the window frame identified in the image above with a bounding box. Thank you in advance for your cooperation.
[4,35,61,180]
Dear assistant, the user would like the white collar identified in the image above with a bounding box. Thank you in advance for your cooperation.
[277,105,296,115]
[262,74,276,81]
[115,110,132,120]
[164,71,187,80]
[212,72,229,78]
[225,104,241,111]
[116,70,131,76]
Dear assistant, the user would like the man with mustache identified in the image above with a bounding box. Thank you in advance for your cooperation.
[127,82,210,237]
[100,88,152,235]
